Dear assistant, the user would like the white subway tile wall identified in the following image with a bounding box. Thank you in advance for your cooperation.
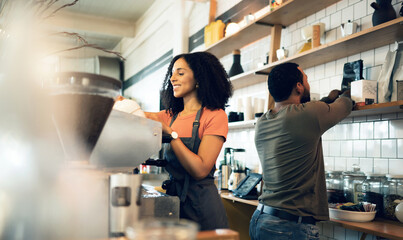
[366,139,381,157]
[374,158,389,174]
[359,157,373,173]
[213,0,403,239]
[398,139,403,158]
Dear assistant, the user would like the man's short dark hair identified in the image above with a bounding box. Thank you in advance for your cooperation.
[267,62,303,102]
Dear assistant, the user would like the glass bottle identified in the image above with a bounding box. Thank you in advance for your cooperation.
[228,49,244,77]
[362,173,386,217]
[343,165,366,203]
[383,175,403,220]
[326,171,346,203]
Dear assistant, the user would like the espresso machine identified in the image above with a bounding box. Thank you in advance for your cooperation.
[45,72,179,238]
[94,109,179,237]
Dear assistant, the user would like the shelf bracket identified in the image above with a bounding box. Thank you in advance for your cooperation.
[255,21,274,27]
[255,71,270,75]
[255,22,286,29]
[269,24,282,63]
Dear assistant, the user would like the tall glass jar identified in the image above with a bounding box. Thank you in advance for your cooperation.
[326,171,346,203]
[383,175,403,220]
[343,166,366,203]
[362,173,386,217]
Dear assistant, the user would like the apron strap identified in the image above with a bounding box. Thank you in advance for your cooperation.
[190,108,203,152]
[169,113,179,127]
[180,108,203,202]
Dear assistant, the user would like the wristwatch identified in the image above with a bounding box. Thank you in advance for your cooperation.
[170,131,178,140]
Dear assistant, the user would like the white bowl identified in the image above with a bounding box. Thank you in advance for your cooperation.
[329,208,376,222]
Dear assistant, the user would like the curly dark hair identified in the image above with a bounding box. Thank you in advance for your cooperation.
[161,52,233,116]
[267,62,303,102]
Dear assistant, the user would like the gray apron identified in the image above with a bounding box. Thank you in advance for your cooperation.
[162,108,228,231]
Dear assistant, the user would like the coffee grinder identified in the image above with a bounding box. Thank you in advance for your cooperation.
[48,72,163,238]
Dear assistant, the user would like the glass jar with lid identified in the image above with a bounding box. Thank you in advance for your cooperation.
[343,165,366,203]
[383,175,403,220]
[326,171,346,203]
[362,173,386,217]
[232,148,246,172]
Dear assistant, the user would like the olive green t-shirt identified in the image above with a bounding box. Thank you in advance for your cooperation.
[254,97,352,221]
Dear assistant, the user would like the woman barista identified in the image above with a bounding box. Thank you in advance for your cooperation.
[145,52,233,230]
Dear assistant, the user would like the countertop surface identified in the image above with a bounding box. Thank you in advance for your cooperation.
[220,190,403,240]
[104,228,240,240]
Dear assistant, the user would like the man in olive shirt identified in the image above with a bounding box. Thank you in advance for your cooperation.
[250,63,353,240]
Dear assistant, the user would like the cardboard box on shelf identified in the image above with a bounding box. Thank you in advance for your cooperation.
[351,80,377,105]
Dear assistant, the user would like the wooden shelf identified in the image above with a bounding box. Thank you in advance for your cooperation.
[350,100,403,117]
[230,70,267,89]
[228,101,403,129]
[205,21,271,60]
[229,17,403,89]
[228,119,256,130]
[256,0,340,27]
[331,218,403,240]
[258,17,403,75]
[205,0,341,59]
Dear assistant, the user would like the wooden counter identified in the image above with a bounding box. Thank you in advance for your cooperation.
[106,229,239,240]
[220,191,403,240]
[220,191,258,206]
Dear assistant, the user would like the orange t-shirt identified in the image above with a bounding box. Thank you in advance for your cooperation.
[157,107,228,141]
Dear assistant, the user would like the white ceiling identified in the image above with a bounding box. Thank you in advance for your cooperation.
[44,0,158,58]
[65,0,156,22]
[1,0,208,59]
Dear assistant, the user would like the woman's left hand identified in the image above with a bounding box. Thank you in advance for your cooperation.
[144,112,172,134]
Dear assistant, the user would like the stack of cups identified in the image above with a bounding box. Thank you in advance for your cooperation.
[244,97,254,121]
[253,98,265,117]
[236,98,244,113]
[235,97,267,121]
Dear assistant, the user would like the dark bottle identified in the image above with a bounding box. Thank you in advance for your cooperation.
[228,49,244,77]
[370,0,396,26]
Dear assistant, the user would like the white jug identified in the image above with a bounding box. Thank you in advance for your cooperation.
[340,20,358,37]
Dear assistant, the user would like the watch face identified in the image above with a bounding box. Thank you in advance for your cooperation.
[171,131,178,140]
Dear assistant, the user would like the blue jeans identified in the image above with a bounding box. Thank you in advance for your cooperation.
[249,209,320,240]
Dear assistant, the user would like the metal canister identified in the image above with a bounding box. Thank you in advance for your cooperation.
[109,173,142,237]
[220,165,231,190]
